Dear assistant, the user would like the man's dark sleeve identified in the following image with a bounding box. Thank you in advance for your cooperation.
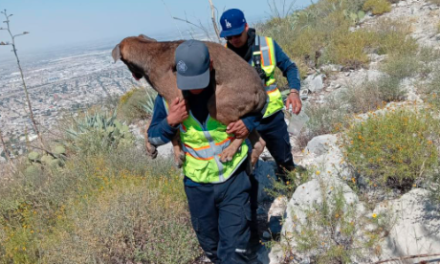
[147,95,178,146]
[274,40,301,91]
[241,103,266,133]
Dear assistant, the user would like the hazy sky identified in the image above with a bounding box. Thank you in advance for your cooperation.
[0,0,311,59]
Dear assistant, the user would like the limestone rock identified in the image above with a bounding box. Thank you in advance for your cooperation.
[305,134,338,156]
[305,74,325,93]
[375,189,440,260]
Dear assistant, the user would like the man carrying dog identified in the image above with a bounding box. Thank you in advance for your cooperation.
[147,40,262,264]
[221,9,302,181]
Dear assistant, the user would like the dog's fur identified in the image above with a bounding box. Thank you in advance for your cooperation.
[113,35,267,166]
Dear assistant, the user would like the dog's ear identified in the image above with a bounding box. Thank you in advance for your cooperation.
[112,44,121,62]
[138,34,157,42]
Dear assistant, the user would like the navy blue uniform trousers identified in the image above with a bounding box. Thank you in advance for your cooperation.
[257,110,295,177]
[184,162,261,264]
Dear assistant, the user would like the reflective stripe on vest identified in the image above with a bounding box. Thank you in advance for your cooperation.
[255,36,284,118]
[162,98,248,183]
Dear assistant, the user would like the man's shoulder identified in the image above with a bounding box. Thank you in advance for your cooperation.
[153,94,166,109]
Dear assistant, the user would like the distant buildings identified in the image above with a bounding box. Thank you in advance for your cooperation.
[0,49,150,149]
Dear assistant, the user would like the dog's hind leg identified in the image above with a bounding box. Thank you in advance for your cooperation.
[172,133,185,168]
[248,130,265,166]
[143,120,158,159]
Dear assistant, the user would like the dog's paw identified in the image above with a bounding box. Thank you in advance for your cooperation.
[220,149,235,163]
[145,147,158,159]
[174,151,185,168]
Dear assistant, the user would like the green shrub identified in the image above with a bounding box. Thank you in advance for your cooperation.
[372,19,418,56]
[418,46,440,63]
[381,54,419,80]
[344,109,439,190]
[0,146,201,264]
[363,0,392,15]
[420,68,440,108]
[373,21,430,80]
[376,76,405,102]
[258,0,372,69]
[325,29,375,69]
[265,166,310,199]
[341,81,385,114]
[297,97,349,149]
[117,87,157,123]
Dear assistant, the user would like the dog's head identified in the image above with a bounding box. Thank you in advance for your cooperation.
[112,34,157,81]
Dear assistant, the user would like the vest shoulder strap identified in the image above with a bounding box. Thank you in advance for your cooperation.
[252,36,268,83]
[252,36,262,67]
[259,36,275,67]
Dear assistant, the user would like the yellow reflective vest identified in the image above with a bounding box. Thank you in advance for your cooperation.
[164,99,248,183]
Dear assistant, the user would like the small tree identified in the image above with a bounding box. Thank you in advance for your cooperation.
[0,9,46,152]
[170,0,222,43]
[0,127,11,161]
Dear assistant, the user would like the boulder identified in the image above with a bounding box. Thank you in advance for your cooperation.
[269,176,366,263]
[300,134,351,180]
[375,189,440,260]
[305,74,325,93]
[305,134,338,156]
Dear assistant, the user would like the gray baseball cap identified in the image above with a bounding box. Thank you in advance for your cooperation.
[175,40,211,90]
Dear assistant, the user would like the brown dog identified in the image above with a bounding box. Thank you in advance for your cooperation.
[112,35,267,167]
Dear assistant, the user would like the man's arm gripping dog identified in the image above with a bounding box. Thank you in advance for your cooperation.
[112,35,267,167]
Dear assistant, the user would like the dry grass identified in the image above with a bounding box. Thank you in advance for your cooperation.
[117,87,157,124]
[0,145,201,264]
[258,0,373,70]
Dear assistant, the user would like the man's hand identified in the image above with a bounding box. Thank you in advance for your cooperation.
[166,98,188,127]
[226,120,249,139]
[285,91,302,115]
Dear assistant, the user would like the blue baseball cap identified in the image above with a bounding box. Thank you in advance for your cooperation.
[175,40,211,90]
[220,9,247,38]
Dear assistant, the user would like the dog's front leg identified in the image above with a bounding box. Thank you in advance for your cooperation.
[219,138,244,163]
[172,132,185,168]
[219,130,265,165]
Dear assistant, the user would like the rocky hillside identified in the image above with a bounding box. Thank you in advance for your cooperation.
[1,0,439,263]
[127,1,440,263]
[262,0,440,263]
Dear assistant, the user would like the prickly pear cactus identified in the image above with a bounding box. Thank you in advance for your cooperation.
[25,143,67,174]
[25,164,42,175]
[344,9,366,24]
[28,151,41,162]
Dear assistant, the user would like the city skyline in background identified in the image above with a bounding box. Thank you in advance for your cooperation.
[0,0,311,62]
[0,0,311,151]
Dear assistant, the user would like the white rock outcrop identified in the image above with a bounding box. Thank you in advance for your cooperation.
[375,189,440,260]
